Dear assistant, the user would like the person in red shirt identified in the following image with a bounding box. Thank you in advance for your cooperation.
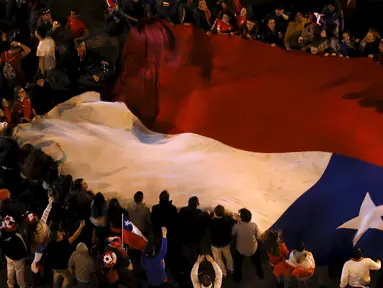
[66,9,89,41]
[209,12,234,35]
[236,7,247,30]
[262,229,293,288]
[11,86,35,124]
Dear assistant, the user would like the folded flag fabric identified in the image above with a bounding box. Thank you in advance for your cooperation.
[123,216,147,252]
[112,21,383,167]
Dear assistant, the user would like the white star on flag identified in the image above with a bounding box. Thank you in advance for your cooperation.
[337,193,383,246]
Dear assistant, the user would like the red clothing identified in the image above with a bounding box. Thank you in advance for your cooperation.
[237,15,246,29]
[217,20,233,33]
[12,96,33,123]
[267,242,292,277]
[4,106,11,123]
[232,0,242,13]
[67,16,87,39]
[1,51,24,84]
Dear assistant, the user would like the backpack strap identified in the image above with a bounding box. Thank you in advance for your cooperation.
[15,232,28,253]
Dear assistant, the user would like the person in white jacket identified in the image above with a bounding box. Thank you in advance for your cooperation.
[191,255,222,288]
[286,242,316,272]
[340,247,381,288]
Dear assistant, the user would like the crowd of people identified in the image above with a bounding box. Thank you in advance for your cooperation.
[0,0,382,126]
[0,139,381,288]
[0,0,382,287]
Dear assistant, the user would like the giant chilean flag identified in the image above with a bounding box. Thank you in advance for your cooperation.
[15,21,383,265]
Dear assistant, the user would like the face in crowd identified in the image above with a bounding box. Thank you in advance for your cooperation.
[275,8,284,16]
[320,30,327,38]
[222,13,230,24]
[343,32,350,43]
[310,46,319,55]
[267,19,276,30]
[42,11,52,22]
[246,20,255,31]
[70,10,80,20]
[240,8,247,17]
[37,78,45,87]
[295,12,303,22]
[366,31,375,42]
[220,1,228,10]
[17,87,27,100]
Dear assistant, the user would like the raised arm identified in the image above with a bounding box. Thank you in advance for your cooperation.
[367,258,381,270]
[206,255,222,288]
[68,220,85,244]
[158,227,167,259]
[191,255,205,287]
[40,197,53,224]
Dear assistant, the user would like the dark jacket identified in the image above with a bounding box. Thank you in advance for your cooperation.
[64,48,104,83]
[2,232,27,261]
[178,206,208,246]
[361,39,380,57]
[151,200,178,233]
[339,40,359,57]
[262,28,281,45]
[31,82,54,115]
[210,216,235,247]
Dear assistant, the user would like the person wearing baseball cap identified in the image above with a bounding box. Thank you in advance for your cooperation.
[1,215,28,288]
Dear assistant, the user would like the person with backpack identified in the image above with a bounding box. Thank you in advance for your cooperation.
[0,41,31,90]
[1,215,28,288]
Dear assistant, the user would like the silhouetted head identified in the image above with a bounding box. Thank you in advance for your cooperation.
[188,196,199,209]
[239,208,251,222]
[159,190,170,202]
[352,247,362,260]
[214,205,225,217]
[134,191,144,204]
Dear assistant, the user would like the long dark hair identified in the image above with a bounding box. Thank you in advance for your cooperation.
[108,198,124,228]
[261,229,282,256]
[91,192,107,218]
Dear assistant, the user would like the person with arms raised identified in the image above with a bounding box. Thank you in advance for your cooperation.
[191,255,222,288]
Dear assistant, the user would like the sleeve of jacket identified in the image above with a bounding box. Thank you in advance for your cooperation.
[191,262,200,287]
[212,261,223,287]
[284,23,293,46]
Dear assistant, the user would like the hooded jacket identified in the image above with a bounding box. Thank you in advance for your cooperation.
[68,242,95,282]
